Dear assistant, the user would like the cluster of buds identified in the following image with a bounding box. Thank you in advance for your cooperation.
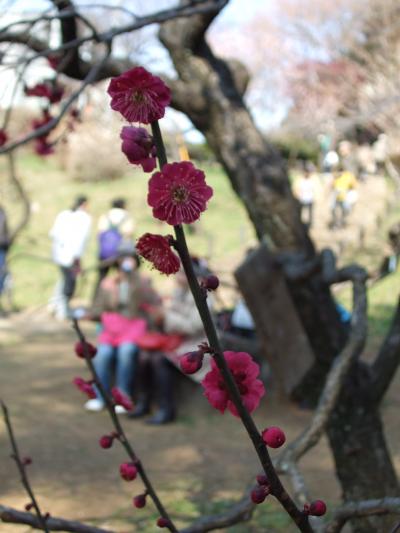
[251,473,271,504]
[179,343,212,375]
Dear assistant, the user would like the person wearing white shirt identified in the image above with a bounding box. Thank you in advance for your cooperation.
[49,196,91,320]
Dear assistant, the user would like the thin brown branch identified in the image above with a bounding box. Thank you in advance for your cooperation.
[1,402,50,533]
[0,505,114,533]
[276,266,367,468]
[72,320,178,532]
[324,497,400,533]
[371,296,400,403]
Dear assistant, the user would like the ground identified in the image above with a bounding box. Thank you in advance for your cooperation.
[0,157,399,531]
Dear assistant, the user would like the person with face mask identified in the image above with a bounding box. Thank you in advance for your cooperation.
[84,248,162,413]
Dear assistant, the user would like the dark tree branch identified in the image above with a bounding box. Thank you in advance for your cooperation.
[323,498,400,533]
[371,297,400,403]
[0,505,114,533]
[1,402,49,533]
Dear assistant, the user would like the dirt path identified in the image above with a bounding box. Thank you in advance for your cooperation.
[0,308,399,532]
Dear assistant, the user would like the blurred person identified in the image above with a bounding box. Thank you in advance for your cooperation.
[96,198,135,287]
[322,149,339,174]
[130,258,213,425]
[294,166,316,228]
[330,168,357,229]
[49,196,91,320]
[0,205,10,307]
[85,250,162,413]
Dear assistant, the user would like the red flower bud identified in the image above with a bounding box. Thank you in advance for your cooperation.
[204,275,219,291]
[256,474,269,486]
[74,341,97,359]
[179,351,204,375]
[22,457,32,465]
[157,517,172,528]
[133,493,147,508]
[120,462,138,481]
[24,502,34,511]
[99,435,113,449]
[309,500,327,516]
[261,426,286,448]
[250,485,269,504]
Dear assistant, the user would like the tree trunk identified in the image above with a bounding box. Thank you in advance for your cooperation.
[327,366,399,532]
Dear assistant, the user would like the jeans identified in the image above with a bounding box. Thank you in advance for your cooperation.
[93,342,138,401]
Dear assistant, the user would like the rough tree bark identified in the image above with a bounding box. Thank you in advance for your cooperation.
[157,3,399,531]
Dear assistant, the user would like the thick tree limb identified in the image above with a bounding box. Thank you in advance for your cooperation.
[323,498,400,533]
[371,297,400,403]
[0,505,114,533]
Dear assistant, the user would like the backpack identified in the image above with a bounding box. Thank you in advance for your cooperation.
[98,216,124,260]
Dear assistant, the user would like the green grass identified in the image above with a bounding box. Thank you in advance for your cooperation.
[1,153,256,308]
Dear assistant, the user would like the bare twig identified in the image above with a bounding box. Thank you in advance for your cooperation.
[275,266,367,481]
[324,497,400,533]
[0,505,113,533]
[72,320,177,532]
[1,402,50,533]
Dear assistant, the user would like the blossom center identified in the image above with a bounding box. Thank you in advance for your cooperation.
[172,186,189,204]
[132,90,146,104]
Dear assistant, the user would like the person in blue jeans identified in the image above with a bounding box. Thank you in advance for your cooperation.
[84,250,161,413]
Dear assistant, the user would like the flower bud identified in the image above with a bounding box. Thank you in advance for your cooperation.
[179,351,204,374]
[133,493,147,508]
[99,435,113,449]
[120,462,138,481]
[261,426,286,448]
[74,341,97,359]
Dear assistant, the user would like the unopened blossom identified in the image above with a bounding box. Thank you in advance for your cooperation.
[108,66,171,124]
[111,387,133,411]
[148,161,213,226]
[308,500,327,516]
[261,426,286,449]
[119,462,138,481]
[251,485,269,504]
[99,435,114,449]
[156,517,172,529]
[72,377,96,399]
[180,351,204,375]
[133,493,147,508]
[74,341,97,359]
[0,129,8,146]
[120,126,156,172]
[136,233,180,275]
[34,139,54,156]
[201,351,265,417]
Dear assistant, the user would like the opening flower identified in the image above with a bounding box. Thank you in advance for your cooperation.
[111,387,133,411]
[108,66,171,124]
[120,126,156,172]
[136,233,180,275]
[201,351,265,417]
[148,161,213,226]
[72,377,96,399]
